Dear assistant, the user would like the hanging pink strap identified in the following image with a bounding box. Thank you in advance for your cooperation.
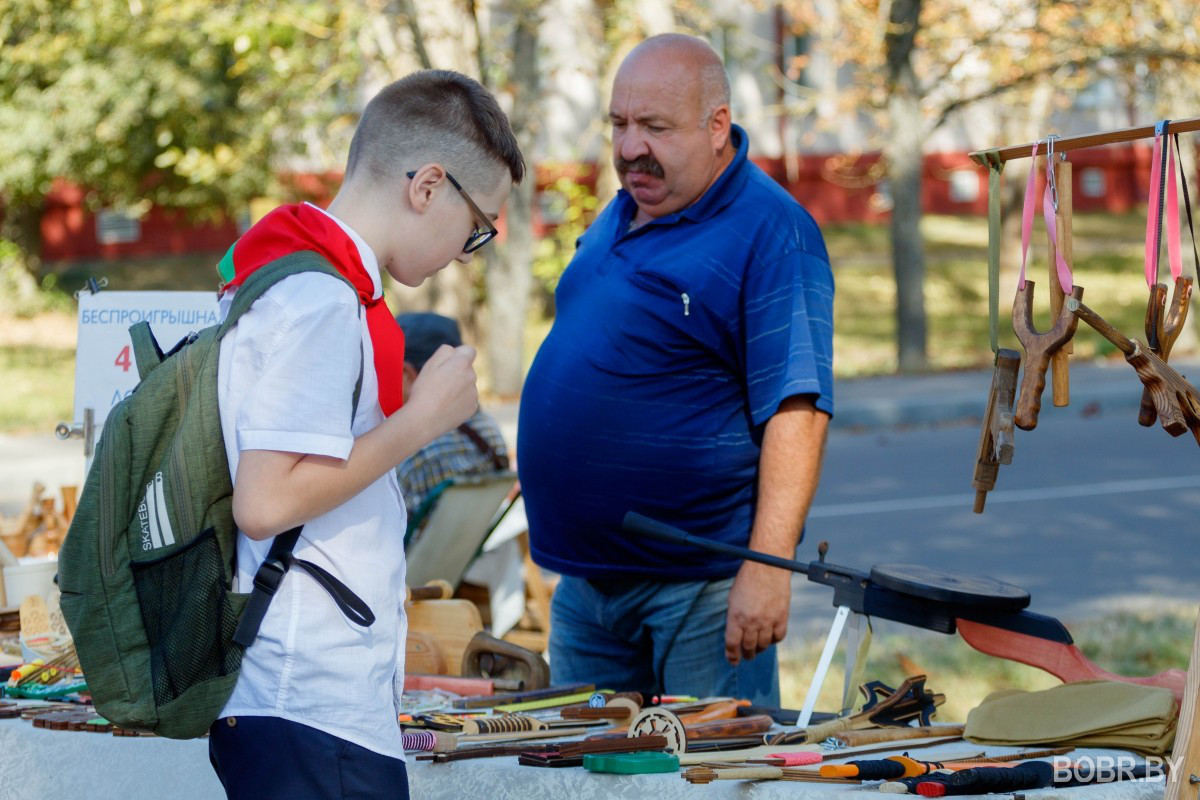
[1145,124,1182,287]
[1019,140,1073,293]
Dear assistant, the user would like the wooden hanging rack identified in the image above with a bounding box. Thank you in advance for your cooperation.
[969,116,1200,166]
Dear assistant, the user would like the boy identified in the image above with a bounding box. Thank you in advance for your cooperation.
[208,70,524,799]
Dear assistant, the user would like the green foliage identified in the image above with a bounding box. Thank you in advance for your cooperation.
[532,171,600,304]
[0,343,74,433]
[0,0,366,220]
[0,245,71,316]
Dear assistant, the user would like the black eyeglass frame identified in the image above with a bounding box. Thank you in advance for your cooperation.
[405,169,498,253]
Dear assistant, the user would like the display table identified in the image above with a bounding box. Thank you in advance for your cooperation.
[0,719,1169,800]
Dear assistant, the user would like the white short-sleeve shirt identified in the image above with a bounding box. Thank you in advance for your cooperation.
[216,204,408,760]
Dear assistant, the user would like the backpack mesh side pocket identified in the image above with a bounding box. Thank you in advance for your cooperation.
[131,528,243,708]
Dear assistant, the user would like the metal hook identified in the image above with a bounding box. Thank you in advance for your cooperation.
[1045,135,1061,212]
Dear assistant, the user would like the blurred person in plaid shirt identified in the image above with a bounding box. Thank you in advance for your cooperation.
[396,312,510,517]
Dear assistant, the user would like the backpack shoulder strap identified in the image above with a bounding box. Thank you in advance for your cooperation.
[231,526,375,647]
[128,321,166,381]
[218,249,365,416]
[217,250,350,338]
[220,250,372,646]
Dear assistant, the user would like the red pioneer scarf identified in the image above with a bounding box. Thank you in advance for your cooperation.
[221,203,405,415]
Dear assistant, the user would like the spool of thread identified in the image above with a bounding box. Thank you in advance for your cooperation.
[402,730,438,752]
[769,752,822,767]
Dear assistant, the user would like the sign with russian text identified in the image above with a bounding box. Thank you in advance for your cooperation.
[74,291,220,426]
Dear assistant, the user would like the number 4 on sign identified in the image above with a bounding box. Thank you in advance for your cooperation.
[114,345,132,373]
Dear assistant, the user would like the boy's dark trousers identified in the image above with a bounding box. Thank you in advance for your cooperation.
[209,716,410,800]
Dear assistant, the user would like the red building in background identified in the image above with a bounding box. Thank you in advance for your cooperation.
[40,144,1162,266]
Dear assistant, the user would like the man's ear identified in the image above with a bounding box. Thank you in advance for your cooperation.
[407,164,447,214]
[709,104,732,151]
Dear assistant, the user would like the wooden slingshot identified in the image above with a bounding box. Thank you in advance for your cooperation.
[1070,298,1200,445]
[972,349,1020,512]
[1013,281,1084,430]
[1140,276,1194,426]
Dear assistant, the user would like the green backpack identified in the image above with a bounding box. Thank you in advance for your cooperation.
[59,252,374,739]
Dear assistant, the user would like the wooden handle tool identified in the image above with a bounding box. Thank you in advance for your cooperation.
[972,349,1020,513]
[829,724,965,747]
[1013,281,1085,430]
[405,580,453,602]
[1140,276,1194,426]
[1048,160,1074,407]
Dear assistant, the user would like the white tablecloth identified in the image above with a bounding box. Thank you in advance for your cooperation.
[0,719,1169,800]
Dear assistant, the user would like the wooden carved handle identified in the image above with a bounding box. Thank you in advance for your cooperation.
[683,714,773,740]
[832,724,965,746]
[1013,281,1085,430]
[678,699,749,726]
[1140,283,1170,426]
[1014,349,1053,431]
[407,580,453,602]
[1140,278,1194,427]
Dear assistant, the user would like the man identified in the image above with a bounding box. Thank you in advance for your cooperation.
[518,34,833,706]
[395,311,510,520]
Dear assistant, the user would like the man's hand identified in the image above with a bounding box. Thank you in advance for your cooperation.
[406,344,479,437]
[725,561,791,665]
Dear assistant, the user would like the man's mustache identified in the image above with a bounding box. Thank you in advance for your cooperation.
[615,155,664,179]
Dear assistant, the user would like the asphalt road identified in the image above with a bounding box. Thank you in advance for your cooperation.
[790,406,1200,634]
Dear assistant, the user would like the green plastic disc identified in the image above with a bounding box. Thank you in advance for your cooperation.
[583,751,680,774]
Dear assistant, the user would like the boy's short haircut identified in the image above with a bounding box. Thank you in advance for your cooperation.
[346,70,525,193]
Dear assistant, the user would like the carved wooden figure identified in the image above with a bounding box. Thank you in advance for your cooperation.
[972,349,1021,513]
[1070,298,1200,445]
[1140,276,1194,426]
[1013,281,1085,430]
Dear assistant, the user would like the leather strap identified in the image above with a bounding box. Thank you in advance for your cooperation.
[457,422,509,471]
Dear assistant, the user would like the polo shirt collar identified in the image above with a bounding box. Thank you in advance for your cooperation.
[305,201,384,300]
[616,123,752,230]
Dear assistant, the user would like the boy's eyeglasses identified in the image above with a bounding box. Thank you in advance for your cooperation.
[406,170,498,253]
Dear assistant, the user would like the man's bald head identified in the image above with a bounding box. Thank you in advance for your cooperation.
[619,34,731,124]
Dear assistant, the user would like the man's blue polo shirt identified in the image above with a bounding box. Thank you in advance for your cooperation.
[518,125,834,580]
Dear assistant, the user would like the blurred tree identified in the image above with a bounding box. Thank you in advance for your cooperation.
[0,0,365,281]
[779,0,1200,372]
[481,0,542,396]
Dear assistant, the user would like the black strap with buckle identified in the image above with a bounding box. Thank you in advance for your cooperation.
[232,526,375,647]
